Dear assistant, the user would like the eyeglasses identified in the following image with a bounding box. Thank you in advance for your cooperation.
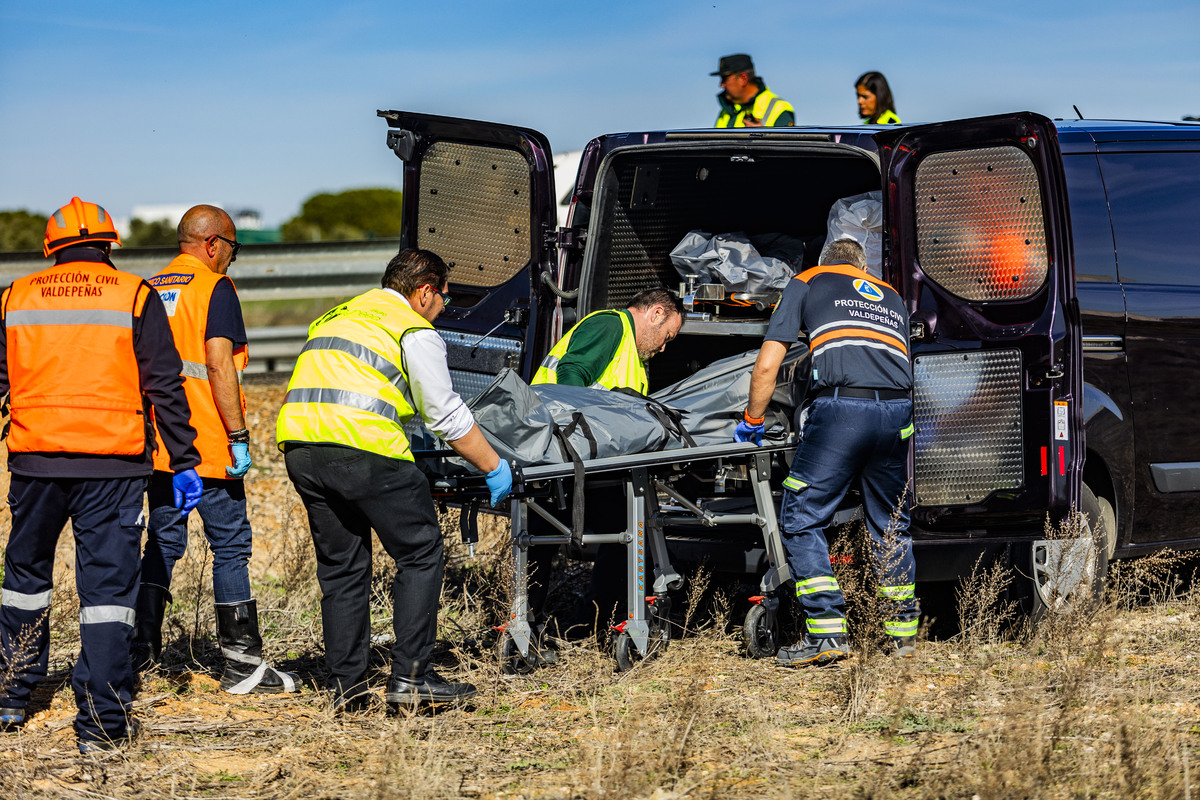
[431,287,452,306]
[210,234,242,261]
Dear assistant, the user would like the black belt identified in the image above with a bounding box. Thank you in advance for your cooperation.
[816,387,908,401]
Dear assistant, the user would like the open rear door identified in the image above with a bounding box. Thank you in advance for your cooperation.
[877,113,1082,535]
[378,110,558,402]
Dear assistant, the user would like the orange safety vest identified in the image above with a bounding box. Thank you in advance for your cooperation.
[149,254,248,479]
[3,260,150,455]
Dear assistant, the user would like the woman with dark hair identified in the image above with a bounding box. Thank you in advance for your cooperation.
[855,71,901,124]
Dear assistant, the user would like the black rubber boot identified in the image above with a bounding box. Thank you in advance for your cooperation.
[214,600,299,694]
[131,583,171,673]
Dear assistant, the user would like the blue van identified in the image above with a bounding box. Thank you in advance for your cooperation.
[378,110,1200,613]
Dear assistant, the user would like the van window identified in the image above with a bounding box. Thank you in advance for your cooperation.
[1061,154,1117,283]
[1098,152,1200,285]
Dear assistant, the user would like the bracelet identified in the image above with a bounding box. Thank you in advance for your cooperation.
[743,409,765,426]
[227,428,250,444]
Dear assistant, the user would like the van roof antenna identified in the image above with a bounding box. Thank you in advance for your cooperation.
[1073,104,1084,120]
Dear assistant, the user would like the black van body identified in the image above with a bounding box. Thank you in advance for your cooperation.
[378,110,1200,591]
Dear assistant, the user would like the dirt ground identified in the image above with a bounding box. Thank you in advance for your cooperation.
[0,378,1197,799]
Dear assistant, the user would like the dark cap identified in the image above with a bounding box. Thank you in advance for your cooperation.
[711,53,754,77]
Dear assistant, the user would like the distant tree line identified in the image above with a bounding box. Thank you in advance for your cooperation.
[0,188,404,251]
[281,188,403,242]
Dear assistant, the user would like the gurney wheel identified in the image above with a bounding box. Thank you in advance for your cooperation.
[499,636,539,675]
[613,618,669,672]
[742,602,778,659]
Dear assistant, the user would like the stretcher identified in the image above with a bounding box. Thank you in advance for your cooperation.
[423,436,802,671]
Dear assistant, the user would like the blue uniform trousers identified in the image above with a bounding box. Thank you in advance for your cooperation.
[0,475,146,742]
[779,395,919,639]
[143,472,253,604]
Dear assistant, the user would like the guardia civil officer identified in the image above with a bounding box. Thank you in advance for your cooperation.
[533,287,684,393]
[134,205,298,694]
[0,198,202,751]
[712,53,795,128]
[529,288,684,651]
[277,248,511,711]
[736,238,919,665]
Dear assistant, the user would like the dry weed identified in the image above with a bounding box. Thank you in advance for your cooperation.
[1,382,1198,799]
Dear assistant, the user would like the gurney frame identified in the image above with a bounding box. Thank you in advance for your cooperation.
[429,438,798,671]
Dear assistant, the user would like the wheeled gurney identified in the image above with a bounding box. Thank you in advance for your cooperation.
[425,437,801,671]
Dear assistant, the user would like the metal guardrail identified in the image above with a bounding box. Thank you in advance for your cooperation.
[0,238,401,302]
[1,239,405,373]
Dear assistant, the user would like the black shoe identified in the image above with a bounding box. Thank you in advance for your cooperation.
[385,670,477,709]
[889,636,917,658]
[776,635,849,667]
[0,707,25,732]
[331,691,374,715]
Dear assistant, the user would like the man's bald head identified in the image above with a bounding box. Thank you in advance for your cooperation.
[178,205,238,274]
[178,205,234,245]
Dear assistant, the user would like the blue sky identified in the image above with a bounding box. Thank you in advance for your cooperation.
[1,0,1197,227]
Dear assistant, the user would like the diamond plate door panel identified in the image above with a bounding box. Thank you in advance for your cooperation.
[416,141,531,288]
[913,349,1025,506]
[914,146,1048,302]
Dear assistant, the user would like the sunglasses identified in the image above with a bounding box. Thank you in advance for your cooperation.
[210,234,242,261]
[430,286,452,306]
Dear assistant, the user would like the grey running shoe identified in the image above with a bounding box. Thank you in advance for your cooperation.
[776,635,849,667]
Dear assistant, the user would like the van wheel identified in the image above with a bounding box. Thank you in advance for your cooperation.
[1023,483,1110,620]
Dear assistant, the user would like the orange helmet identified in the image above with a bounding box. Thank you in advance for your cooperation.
[43,196,122,257]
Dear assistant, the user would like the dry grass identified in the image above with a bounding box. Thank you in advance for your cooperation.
[0,377,1197,798]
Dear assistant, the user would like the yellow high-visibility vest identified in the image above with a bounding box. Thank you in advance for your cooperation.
[863,110,902,125]
[276,289,431,461]
[715,87,794,128]
[532,309,648,395]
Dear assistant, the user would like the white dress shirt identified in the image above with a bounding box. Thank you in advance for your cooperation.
[384,288,476,442]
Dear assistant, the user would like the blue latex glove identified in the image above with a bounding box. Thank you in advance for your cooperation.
[226,442,252,478]
[172,468,203,517]
[734,419,765,446]
[485,459,513,507]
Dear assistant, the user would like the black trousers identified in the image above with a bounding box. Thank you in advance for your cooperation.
[284,444,443,698]
[0,475,146,742]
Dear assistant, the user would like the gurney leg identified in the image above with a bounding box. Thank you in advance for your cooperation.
[611,469,670,670]
[751,450,792,594]
[643,485,684,596]
[505,498,534,662]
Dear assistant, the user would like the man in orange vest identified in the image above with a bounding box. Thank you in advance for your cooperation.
[134,205,297,694]
[0,198,203,753]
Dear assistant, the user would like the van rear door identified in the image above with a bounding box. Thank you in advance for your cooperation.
[377,110,558,401]
[876,113,1082,534]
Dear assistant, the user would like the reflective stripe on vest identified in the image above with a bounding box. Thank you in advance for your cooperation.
[531,309,648,394]
[3,261,148,456]
[276,289,430,461]
[150,254,249,479]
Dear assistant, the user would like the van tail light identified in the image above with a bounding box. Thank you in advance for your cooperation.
[1041,446,1048,476]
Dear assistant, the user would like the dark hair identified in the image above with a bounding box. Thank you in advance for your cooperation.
[382,248,449,296]
[855,71,896,124]
[628,287,685,316]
